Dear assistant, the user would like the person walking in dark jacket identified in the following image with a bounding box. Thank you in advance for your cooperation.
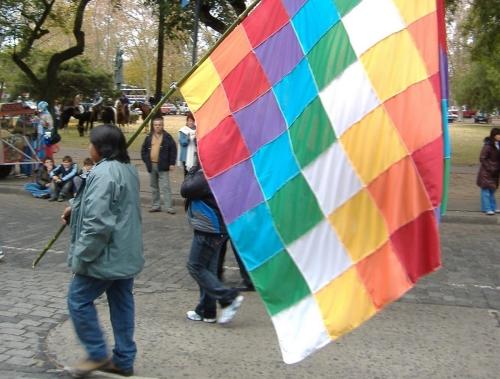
[141,117,177,213]
[476,128,500,215]
[181,166,244,324]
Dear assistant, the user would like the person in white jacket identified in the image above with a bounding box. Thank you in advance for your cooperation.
[178,112,197,176]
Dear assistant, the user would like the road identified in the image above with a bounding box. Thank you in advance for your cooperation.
[0,192,499,378]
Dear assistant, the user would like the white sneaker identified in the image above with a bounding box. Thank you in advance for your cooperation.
[486,210,495,215]
[186,310,216,323]
[0,249,4,261]
[218,295,244,324]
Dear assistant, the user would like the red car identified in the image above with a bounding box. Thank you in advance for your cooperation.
[161,103,178,115]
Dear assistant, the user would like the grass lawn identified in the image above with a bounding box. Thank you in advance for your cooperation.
[449,122,494,166]
[58,117,492,166]
[59,115,187,153]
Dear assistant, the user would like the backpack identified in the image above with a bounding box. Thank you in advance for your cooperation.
[48,127,61,145]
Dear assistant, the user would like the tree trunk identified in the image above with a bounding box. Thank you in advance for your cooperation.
[155,0,166,101]
[11,0,91,115]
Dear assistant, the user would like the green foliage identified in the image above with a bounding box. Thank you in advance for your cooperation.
[8,52,114,103]
[452,59,500,112]
[447,0,500,111]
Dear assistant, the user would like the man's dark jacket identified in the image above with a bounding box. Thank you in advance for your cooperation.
[141,131,177,172]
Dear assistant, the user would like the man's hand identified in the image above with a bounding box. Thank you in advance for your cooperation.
[61,206,71,225]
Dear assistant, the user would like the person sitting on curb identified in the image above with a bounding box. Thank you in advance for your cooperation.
[24,157,54,199]
[49,155,78,202]
[181,165,244,324]
[141,117,177,214]
[73,157,94,196]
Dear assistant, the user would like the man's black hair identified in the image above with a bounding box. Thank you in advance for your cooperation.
[90,125,130,164]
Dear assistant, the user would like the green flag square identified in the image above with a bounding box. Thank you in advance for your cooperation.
[307,21,357,90]
[289,97,337,169]
[334,0,362,17]
[249,249,311,316]
[268,174,324,245]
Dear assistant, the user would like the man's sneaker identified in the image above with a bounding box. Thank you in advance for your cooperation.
[186,310,216,323]
[99,361,134,377]
[166,207,176,214]
[218,295,244,324]
[66,357,110,378]
[486,210,495,215]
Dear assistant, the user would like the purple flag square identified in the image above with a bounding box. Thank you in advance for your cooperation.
[234,90,287,153]
[209,159,264,224]
[255,23,304,85]
[282,0,308,17]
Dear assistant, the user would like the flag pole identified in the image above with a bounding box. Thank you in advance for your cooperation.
[126,0,262,146]
[437,0,450,216]
[33,0,263,268]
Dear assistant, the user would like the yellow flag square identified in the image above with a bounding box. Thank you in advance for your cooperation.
[329,189,389,262]
[340,106,408,184]
[361,30,429,102]
[315,267,377,339]
[392,0,436,25]
[180,58,221,112]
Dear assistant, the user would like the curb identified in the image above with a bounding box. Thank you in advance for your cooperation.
[441,211,500,225]
[2,181,496,225]
[0,181,185,209]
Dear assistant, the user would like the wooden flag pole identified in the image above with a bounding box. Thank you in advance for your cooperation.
[33,0,262,268]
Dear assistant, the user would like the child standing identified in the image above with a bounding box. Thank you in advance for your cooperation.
[49,155,78,202]
[477,128,500,215]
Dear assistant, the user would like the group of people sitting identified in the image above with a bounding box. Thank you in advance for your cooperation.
[24,155,93,202]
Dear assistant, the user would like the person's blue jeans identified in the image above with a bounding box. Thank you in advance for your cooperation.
[24,182,50,198]
[480,188,497,212]
[187,231,237,319]
[67,275,136,370]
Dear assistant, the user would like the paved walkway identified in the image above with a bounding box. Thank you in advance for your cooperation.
[0,146,499,378]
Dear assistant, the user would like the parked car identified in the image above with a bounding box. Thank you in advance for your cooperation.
[474,112,491,124]
[447,112,458,123]
[462,106,477,118]
[177,102,190,115]
[161,103,178,115]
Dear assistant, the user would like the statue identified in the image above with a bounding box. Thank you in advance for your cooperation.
[114,48,124,90]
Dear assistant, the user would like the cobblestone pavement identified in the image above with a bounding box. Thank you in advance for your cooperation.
[0,185,499,377]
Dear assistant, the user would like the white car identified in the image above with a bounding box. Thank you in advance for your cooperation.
[178,102,190,115]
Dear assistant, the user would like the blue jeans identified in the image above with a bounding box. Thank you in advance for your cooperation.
[480,188,497,212]
[24,183,50,198]
[187,231,238,319]
[67,275,136,370]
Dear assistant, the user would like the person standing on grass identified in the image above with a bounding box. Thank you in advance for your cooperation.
[62,124,144,378]
[178,112,197,176]
[141,117,177,214]
[477,127,500,215]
